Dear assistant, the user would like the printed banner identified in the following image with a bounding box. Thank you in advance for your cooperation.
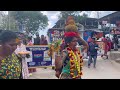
[26,45,52,67]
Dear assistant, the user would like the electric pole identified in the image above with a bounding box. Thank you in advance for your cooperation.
[8,11,10,30]
[97,11,100,28]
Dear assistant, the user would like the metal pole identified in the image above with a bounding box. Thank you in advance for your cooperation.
[8,11,10,30]
[97,11,100,28]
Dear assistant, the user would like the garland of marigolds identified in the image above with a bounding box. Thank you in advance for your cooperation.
[67,47,83,79]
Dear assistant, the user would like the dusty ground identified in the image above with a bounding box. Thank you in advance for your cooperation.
[28,55,120,79]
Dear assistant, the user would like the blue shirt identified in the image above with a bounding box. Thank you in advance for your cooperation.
[88,42,98,56]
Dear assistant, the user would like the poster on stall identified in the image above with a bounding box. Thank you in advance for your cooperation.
[26,45,52,67]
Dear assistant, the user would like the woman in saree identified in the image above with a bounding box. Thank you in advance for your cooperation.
[0,30,22,79]
[55,32,88,79]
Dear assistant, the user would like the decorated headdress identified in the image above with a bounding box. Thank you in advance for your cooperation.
[65,16,78,32]
[47,16,79,57]
[64,32,78,37]
[64,16,79,38]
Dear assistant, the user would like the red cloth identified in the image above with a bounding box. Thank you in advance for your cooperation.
[107,42,111,51]
[64,32,78,37]
[102,38,108,54]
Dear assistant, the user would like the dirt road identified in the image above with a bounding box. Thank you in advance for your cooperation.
[28,57,120,79]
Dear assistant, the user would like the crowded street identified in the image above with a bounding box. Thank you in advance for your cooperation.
[1,11,120,79]
[28,51,120,79]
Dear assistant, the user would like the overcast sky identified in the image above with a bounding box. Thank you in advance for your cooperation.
[40,11,116,36]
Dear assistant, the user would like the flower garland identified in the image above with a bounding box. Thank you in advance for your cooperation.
[67,47,83,79]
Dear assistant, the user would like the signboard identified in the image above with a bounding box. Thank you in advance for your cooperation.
[83,31,92,42]
[26,45,52,67]
[102,21,107,25]
[48,29,64,43]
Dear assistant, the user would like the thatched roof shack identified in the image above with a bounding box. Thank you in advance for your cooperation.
[98,11,120,24]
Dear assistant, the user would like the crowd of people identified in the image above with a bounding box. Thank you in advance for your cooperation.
[0,30,119,79]
[17,33,48,46]
[0,28,119,79]
[81,33,119,69]
[34,34,48,45]
[0,18,119,79]
[55,30,119,79]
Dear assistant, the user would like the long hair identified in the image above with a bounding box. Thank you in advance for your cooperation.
[64,37,75,47]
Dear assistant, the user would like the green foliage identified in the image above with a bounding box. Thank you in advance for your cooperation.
[0,12,18,31]
[54,39,62,49]
[74,13,88,23]
[10,11,48,34]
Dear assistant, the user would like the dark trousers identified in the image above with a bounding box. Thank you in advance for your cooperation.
[88,55,97,67]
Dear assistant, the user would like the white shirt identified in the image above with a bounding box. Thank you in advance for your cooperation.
[15,43,27,54]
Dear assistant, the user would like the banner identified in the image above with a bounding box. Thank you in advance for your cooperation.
[102,21,107,25]
[26,45,52,67]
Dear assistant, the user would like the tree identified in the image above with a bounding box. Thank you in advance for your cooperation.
[75,13,88,23]
[10,11,48,34]
[0,12,8,30]
[0,11,18,31]
[83,13,88,18]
